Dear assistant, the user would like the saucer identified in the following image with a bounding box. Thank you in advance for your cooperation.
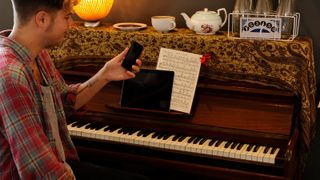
[113,22,147,31]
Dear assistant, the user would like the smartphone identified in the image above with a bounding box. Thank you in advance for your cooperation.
[121,41,144,71]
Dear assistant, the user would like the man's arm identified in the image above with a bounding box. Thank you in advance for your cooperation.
[73,48,141,110]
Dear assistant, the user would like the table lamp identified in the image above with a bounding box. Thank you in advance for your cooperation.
[73,0,114,27]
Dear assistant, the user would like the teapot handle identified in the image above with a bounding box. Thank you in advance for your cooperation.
[217,8,227,28]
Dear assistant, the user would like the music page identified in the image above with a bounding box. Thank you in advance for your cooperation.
[156,48,202,114]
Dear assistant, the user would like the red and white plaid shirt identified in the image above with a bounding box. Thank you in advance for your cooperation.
[0,30,80,179]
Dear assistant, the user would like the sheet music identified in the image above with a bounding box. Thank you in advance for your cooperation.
[156,48,201,114]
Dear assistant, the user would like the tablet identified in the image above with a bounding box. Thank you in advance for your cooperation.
[120,69,174,112]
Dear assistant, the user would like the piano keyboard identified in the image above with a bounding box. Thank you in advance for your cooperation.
[67,120,280,164]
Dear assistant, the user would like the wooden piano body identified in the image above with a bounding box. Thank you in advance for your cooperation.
[49,25,317,180]
[62,69,299,180]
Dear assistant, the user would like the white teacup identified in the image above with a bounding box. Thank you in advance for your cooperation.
[151,16,176,33]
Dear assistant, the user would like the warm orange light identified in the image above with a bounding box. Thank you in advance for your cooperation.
[73,0,114,22]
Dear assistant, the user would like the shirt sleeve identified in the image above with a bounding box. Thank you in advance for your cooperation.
[39,51,86,116]
[0,72,70,179]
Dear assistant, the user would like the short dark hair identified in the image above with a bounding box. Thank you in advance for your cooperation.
[11,0,74,24]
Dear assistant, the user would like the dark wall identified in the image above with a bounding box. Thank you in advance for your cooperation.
[0,0,319,82]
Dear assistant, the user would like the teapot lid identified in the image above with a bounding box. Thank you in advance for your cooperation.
[192,8,220,21]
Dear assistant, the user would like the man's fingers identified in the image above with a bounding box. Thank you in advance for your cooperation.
[117,48,129,62]
[131,65,140,73]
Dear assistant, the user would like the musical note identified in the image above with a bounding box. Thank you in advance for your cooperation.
[156,48,202,114]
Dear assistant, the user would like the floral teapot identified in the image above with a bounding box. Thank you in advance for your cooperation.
[181,8,227,35]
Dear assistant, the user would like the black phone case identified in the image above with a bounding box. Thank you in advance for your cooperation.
[121,41,143,71]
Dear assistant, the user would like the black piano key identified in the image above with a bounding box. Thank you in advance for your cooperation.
[72,121,87,128]
[246,144,254,152]
[178,136,186,142]
[188,136,196,143]
[117,128,124,134]
[224,141,232,148]
[172,135,181,141]
[236,143,244,150]
[92,123,106,130]
[215,140,222,147]
[128,129,138,135]
[253,145,260,152]
[151,132,159,138]
[83,123,91,129]
[67,118,77,125]
[108,126,120,132]
[199,138,207,145]
[157,133,166,139]
[231,143,238,149]
[137,130,147,137]
[208,139,216,146]
[162,133,171,140]
[270,147,277,154]
[193,137,202,144]
[103,126,112,132]
[142,131,153,137]
[121,128,130,135]
[264,146,271,154]
[70,122,78,127]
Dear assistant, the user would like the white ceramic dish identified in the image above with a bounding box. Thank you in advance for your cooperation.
[113,22,147,31]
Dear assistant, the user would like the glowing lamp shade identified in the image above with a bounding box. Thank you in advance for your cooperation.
[73,0,114,27]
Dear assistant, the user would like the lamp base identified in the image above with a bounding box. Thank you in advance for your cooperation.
[84,21,101,28]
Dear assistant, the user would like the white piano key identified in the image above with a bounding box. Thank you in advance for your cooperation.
[167,135,182,150]
[185,137,196,152]
[229,143,239,158]
[67,122,77,136]
[222,142,233,157]
[164,135,176,149]
[158,134,172,148]
[239,144,249,160]
[267,148,280,164]
[130,131,142,144]
[149,133,162,147]
[133,131,146,145]
[196,139,208,154]
[246,145,256,161]
[201,139,215,155]
[75,123,91,137]
[216,141,228,157]
[94,126,109,140]
[142,132,156,146]
[257,146,266,162]
[262,147,273,163]
[173,136,192,151]
[251,146,263,162]
[81,124,97,138]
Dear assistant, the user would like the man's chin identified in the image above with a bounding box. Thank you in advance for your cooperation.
[45,38,64,49]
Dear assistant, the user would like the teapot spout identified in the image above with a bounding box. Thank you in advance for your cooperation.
[180,12,193,30]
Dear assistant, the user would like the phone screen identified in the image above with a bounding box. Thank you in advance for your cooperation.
[121,41,143,71]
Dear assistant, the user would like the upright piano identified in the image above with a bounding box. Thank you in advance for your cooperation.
[62,69,299,180]
[49,25,316,180]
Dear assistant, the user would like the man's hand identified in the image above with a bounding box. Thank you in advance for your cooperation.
[101,48,142,82]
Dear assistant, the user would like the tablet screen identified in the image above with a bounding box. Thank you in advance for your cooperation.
[120,69,174,112]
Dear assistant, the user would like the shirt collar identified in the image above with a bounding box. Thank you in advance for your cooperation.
[0,30,33,65]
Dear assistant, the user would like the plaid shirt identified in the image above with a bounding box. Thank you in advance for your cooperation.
[0,30,80,179]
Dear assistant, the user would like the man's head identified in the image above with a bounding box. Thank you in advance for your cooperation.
[11,0,76,26]
[10,0,78,48]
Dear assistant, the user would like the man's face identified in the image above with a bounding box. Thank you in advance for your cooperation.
[43,10,73,48]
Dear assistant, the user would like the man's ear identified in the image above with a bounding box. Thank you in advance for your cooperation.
[34,11,51,29]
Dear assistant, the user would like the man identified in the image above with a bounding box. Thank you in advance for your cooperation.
[0,0,145,179]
